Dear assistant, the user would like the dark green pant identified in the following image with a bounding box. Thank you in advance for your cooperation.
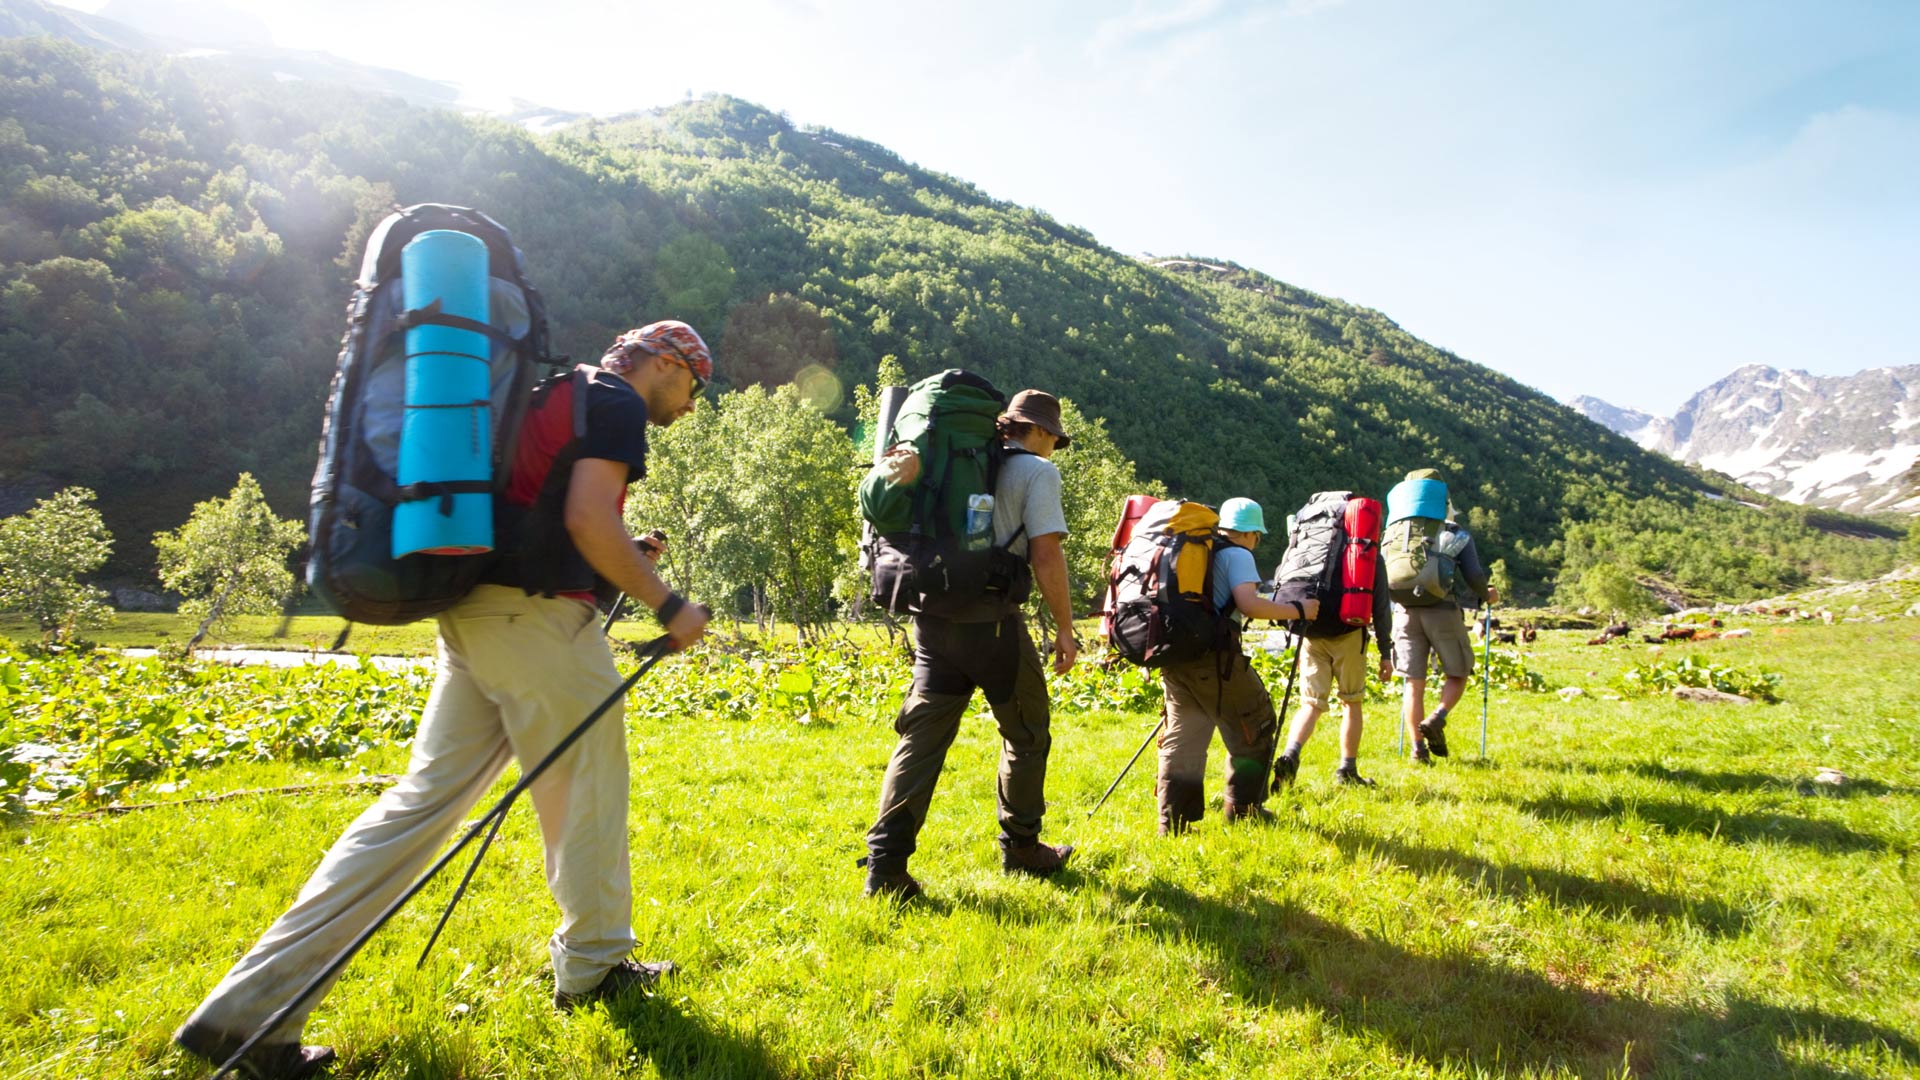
[866,615,1053,870]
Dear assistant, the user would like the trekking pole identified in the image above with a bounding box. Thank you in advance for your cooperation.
[599,531,668,638]
[210,635,676,1080]
[1264,634,1302,794]
[1088,714,1165,818]
[1478,605,1493,757]
[601,595,627,636]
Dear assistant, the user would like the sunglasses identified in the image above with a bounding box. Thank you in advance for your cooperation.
[653,350,706,396]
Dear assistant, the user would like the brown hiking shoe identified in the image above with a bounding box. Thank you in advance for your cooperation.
[173,1021,335,1079]
[863,868,925,902]
[1002,841,1074,877]
[1221,798,1275,824]
[554,959,676,1011]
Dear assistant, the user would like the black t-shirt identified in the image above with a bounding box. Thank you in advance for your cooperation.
[489,366,650,595]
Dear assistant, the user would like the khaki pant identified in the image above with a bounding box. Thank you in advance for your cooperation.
[1156,649,1277,829]
[866,615,1053,869]
[1300,629,1368,709]
[184,586,635,1041]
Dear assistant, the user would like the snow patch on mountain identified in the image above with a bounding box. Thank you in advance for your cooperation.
[1571,364,1920,516]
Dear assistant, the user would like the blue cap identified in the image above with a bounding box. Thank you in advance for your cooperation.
[1219,497,1267,534]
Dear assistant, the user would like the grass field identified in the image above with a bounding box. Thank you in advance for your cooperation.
[4,615,1918,1078]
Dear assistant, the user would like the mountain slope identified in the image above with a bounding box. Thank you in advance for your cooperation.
[0,0,587,126]
[0,38,1900,596]
[1573,365,1920,516]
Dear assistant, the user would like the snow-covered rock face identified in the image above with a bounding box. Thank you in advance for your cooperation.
[1572,365,1920,515]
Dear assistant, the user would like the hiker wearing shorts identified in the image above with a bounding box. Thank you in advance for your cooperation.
[862,390,1079,901]
[1155,498,1303,834]
[1272,549,1394,788]
[175,323,714,1079]
[1385,469,1495,765]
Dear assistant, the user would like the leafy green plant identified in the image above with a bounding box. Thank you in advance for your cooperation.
[1,644,431,810]
[1481,646,1554,692]
[1617,655,1783,703]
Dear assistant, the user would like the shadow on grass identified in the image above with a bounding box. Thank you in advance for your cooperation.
[1302,820,1751,936]
[329,994,784,1080]
[603,995,783,1079]
[1626,763,1913,799]
[1125,881,1917,1079]
[1518,793,1898,854]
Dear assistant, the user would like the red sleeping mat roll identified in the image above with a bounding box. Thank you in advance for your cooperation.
[1340,496,1382,626]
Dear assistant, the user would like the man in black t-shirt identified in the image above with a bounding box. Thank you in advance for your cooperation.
[176,322,713,1079]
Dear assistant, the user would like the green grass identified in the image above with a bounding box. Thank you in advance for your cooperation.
[4,618,1919,1078]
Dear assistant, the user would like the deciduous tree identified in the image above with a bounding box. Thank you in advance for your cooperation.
[0,487,114,643]
[153,473,303,650]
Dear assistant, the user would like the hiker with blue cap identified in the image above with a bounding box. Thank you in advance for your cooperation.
[1153,497,1310,833]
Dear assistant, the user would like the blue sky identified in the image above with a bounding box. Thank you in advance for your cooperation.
[78,0,1920,414]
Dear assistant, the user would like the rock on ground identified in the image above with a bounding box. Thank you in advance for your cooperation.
[1671,685,1752,705]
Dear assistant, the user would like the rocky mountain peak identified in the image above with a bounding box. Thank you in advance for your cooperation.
[1572,365,1920,515]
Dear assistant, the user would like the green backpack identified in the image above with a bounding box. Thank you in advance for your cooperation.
[1382,517,1472,606]
[859,369,1032,621]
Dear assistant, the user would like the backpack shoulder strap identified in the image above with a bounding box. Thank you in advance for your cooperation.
[571,367,590,439]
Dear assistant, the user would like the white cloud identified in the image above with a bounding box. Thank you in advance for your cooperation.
[1087,0,1226,57]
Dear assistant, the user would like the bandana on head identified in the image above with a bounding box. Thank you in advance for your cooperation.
[602,320,713,383]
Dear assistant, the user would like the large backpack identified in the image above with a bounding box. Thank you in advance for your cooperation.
[1272,491,1383,638]
[858,369,1032,622]
[1105,499,1227,667]
[307,204,561,625]
[1381,476,1469,606]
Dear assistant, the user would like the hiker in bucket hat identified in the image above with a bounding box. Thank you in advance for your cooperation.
[999,389,1073,449]
[862,387,1079,901]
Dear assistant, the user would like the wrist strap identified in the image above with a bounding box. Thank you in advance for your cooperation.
[654,592,687,627]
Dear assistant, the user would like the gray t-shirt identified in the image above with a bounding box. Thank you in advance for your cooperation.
[991,450,1068,558]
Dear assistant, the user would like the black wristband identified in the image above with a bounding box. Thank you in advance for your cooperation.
[654,592,687,627]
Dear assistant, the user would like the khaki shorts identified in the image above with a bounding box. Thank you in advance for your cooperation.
[1392,604,1474,680]
[1300,630,1367,709]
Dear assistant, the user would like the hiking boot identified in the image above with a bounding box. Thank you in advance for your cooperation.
[1221,798,1275,824]
[863,868,925,902]
[1333,764,1376,787]
[173,1021,335,1080]
[1002,841,1074,877]
[1411,746,1433,766]
[553,959,677,1012]
[1418,716,1449,758]
[1271,751,1300,792]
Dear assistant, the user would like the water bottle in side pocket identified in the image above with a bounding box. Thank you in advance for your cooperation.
[965,493,995,550]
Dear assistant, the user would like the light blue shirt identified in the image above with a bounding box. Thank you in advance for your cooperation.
[1212,542,1262,613]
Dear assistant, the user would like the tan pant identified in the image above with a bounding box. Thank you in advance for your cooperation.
[1156,650,1277,829]
[184,586,635,1041]
[1300,630,1368,709]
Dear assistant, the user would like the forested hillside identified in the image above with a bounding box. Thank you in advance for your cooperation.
[0,38,1899,598]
